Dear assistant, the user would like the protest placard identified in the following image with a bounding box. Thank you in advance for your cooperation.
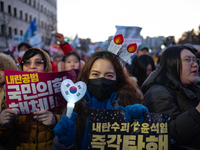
[88,109,170,150]
[5,69,79,115]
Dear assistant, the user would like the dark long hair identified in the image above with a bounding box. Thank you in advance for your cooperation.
[76,51,143,106]
[155,45,194,85]
[73,51,144,147]
[132,54,155,87]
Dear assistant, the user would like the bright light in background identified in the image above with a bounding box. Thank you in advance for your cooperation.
[161,44,166,49]
[57,0,200,43]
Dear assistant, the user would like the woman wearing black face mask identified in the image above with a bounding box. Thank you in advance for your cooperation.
[52,51,148,150]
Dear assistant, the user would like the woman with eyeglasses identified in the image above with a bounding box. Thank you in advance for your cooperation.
[141,45,200,149]
[20,48,49,72]
[0,48,62,150]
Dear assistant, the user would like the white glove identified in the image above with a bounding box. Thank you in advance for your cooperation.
[33,110,57,129]
[0,108,19,127]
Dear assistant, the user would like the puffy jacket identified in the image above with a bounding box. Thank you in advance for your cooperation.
[0,49,62,150]
[0,53,19,149]
[1,99,61,150]
[141,66,200,149]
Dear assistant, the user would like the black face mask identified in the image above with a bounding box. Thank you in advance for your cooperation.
[88,77,117,101]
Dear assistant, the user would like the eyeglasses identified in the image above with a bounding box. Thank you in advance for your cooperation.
[183,57,200,66]
[22,60,44,68]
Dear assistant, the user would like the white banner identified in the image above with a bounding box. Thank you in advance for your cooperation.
[115,26,142,47]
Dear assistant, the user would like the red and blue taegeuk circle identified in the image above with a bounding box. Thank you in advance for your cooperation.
[70,86,77,94]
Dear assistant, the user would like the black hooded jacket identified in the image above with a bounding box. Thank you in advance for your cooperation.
[141,66,200,149]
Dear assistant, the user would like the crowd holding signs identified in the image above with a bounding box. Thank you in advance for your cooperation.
[4,69,170,150]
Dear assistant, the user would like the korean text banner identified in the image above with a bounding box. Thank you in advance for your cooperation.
[5,69,79,115]
[88,109,170,150]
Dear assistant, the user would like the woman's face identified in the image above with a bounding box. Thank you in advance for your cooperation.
[89,58,116,80]
[146,64,152,76]
[0,68,5,85]
[64,55,80,71]
[22,54,45,72]
[180,49,198,86]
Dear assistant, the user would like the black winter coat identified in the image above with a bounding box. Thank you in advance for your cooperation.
[141,67,200,150]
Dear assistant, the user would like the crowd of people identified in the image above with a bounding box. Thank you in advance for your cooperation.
[0,32,200,150]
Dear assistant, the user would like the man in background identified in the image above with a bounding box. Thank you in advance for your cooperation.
[17,42,32,63]
[126,44,150,75]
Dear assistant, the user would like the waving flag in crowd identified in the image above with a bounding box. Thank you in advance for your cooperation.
[24,18,37,40]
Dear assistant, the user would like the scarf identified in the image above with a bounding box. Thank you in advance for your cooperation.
[81,90,118,149]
